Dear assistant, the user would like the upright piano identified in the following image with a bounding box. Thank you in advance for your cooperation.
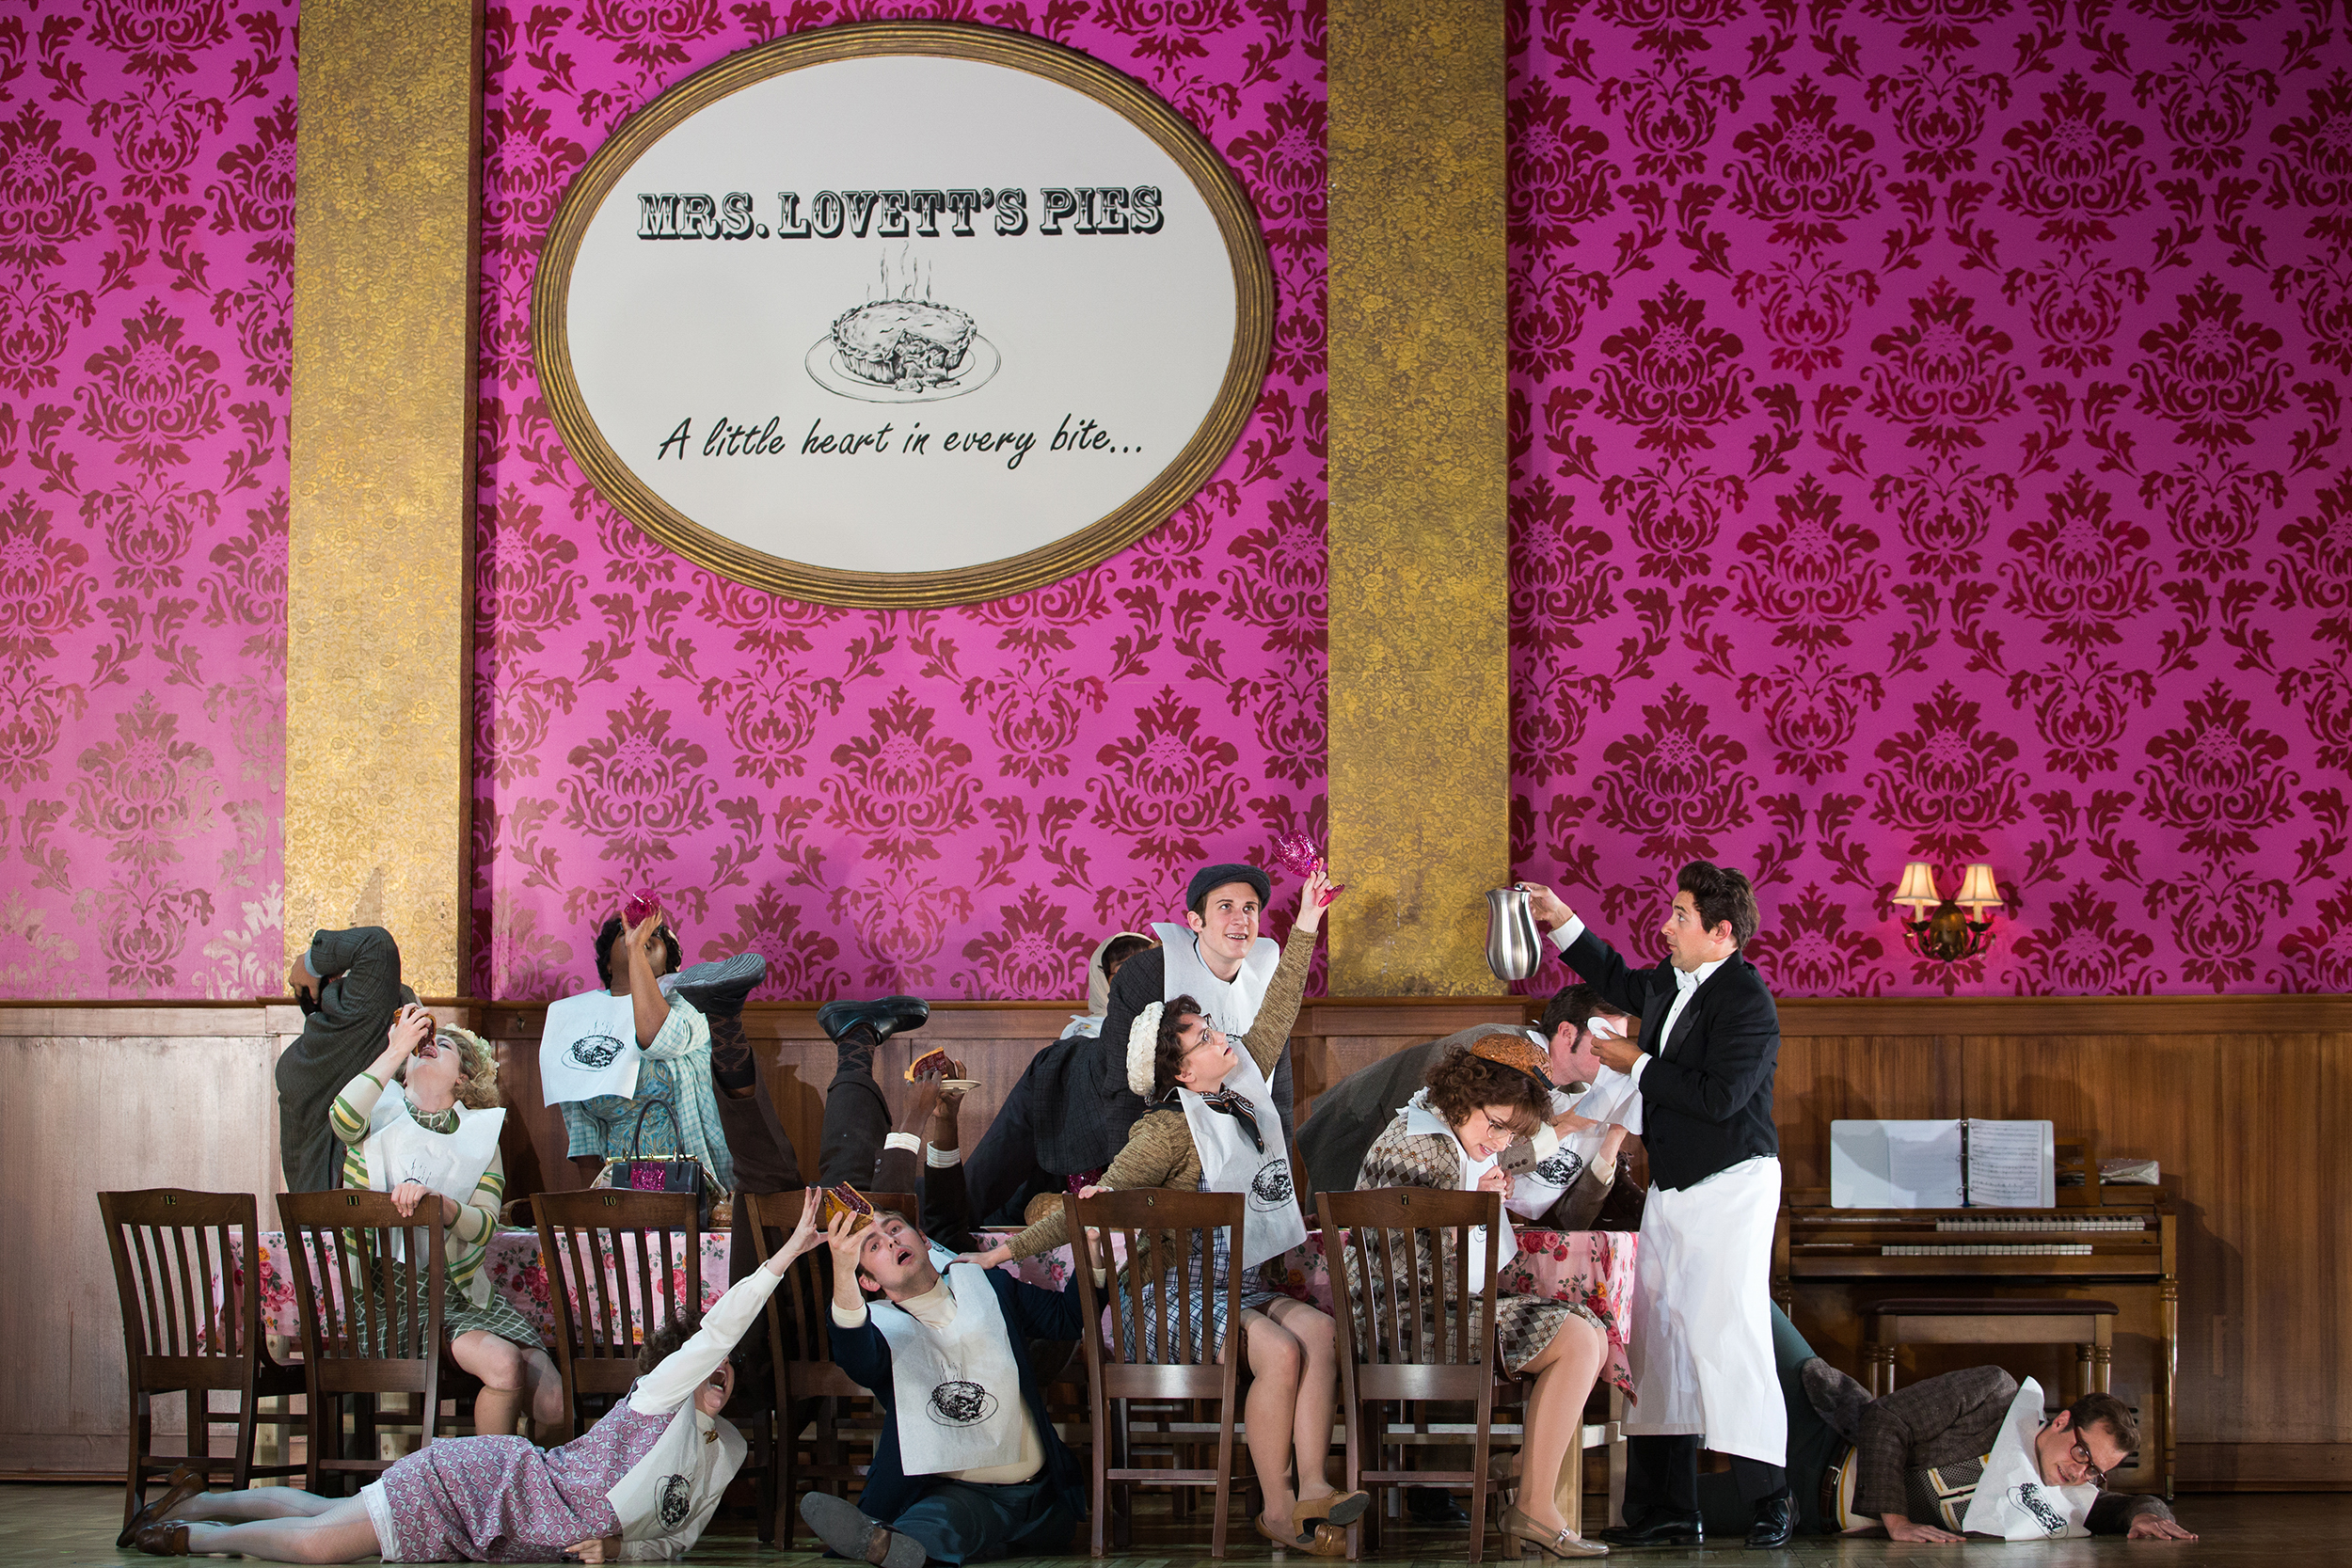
[1775,1155,2176,1497]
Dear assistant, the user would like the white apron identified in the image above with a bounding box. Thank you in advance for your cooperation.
[1622,1154,1785,1462]
[1152,922,1280,1037]
[1960,1377,2097,1539]
[362,1084,505,1209]
[1180,1048,1308,1268]
[607,1402,747,1552]
[1402,1092,1517,1279]
[869,1263,1025,1477]
[361,1085,506,1276]
[540,989,643,1105]
[1507,1087,1614,1222]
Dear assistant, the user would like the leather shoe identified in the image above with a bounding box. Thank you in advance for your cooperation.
[131,1522,193,1557]
[1597,1514,1703,1547]
[817,996,930,1053]
[1745,1495,1795,1549]
[671,951,766,1019]
[800,1493,922,1568]
[119,1465,205,1548]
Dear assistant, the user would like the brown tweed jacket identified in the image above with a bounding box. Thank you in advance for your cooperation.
[1844,1366,2176,1532]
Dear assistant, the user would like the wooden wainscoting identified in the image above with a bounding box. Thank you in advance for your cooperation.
[7,990,2348,1488]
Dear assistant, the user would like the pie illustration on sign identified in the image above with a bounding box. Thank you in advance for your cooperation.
[836,299,974,389]
[806,260,1001,404]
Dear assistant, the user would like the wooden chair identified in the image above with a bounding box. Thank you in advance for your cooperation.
[1069,1189,1247,1559]
[1319,1188,1518,1563]
[534,1190,757,1532]
[532,1189,704,1421]
[277,1190,460,1492]
[99,1190,305,1531]
[741,1189,916,1544]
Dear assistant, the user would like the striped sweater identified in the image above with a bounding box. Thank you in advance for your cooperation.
[329,1072,505,1306]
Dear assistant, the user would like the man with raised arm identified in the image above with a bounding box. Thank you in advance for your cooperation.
[276,927,419,1193]
[795,1207,1094,1565]
[1523,863,1794,1550]
[964,861,1308,1219]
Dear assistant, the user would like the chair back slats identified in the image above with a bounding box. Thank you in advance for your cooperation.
[1323,1186,1504,1376]
[100,1190,305,1524]
[1068,1188,1248,1557]
[1318,1188,1518,1559]
[277,1190,446,1392]
[277,1188,450,1484]
[533,1189,702,1412]
[100,1191,258,1390]
[746,1190,896,1546]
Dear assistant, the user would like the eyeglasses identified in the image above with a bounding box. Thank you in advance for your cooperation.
[2069,1436,2107,1488]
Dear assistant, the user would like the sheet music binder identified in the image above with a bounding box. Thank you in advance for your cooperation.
[1829,1119,2057,1209]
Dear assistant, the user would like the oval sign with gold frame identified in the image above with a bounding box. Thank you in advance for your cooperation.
[533,22,1274,608]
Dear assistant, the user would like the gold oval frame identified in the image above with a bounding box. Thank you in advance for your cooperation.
[532,21,1275,609]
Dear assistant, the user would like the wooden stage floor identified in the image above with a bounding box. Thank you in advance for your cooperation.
[0,1484,2330,1565]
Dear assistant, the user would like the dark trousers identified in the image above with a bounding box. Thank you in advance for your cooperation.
[816,1057,977,1254]
[890,1477,1074,1565]
[1694,1306,1838,1536]
[962,1069,1056,1226]
[712,1044,803,1284]
[1627,1435,1786,1529]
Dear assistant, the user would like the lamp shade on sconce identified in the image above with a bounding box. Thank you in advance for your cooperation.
[1956,863,2002,911]
[1894,862,1940,914]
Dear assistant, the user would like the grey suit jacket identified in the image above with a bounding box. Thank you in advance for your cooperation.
[273,926,418,1193]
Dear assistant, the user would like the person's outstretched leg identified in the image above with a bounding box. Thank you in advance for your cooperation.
[815,997,928,1187]
[1511,1314,1609,1541]
[679,952,804,1282]
[1266,1298,1343,1506]
[180,1498,378,1562]
[174,1489,342,1524]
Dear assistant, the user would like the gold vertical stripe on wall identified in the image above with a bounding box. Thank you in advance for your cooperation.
[1327,0,1510,994]
[285,0,485,997]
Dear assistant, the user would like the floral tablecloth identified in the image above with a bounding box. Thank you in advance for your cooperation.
[221,1230,731,1347]
[988,1227,1639,1400]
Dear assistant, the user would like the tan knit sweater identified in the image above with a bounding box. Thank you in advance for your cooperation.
[1007,921,1317,1262]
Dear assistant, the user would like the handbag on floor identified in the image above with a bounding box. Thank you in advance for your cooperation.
[593,1099,718,1230]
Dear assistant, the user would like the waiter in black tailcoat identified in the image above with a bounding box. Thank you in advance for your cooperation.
[1522,863,1793,1550]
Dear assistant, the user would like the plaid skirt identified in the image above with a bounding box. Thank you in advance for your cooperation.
[1343,1254,1602,1375]
[354,1252,546,1356]
[1117,1227,1287,1362]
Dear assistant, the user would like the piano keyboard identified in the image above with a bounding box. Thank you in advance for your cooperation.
[1883,1243,2095,1257]
[1935,1216,2145,1232]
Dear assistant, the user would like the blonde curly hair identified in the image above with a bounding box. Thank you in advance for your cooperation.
[408,1024,503,1111]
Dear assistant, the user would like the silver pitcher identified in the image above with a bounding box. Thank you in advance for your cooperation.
[1485,886,1543,983]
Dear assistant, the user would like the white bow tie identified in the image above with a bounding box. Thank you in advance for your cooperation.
[1674,966,1700,992]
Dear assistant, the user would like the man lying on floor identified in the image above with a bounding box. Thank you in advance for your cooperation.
[1696,1307,2195,1543]
[797,1207,1092,1565]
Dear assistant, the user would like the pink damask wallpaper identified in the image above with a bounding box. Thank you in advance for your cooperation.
[0,1,294,999]
[471,1,1328,1001]
[1506,0,2352,994]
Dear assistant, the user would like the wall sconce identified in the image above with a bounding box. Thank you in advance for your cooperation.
[1893,862,2002,961]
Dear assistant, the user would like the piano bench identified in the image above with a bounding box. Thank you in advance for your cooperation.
[1865,1297,2120,1399]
